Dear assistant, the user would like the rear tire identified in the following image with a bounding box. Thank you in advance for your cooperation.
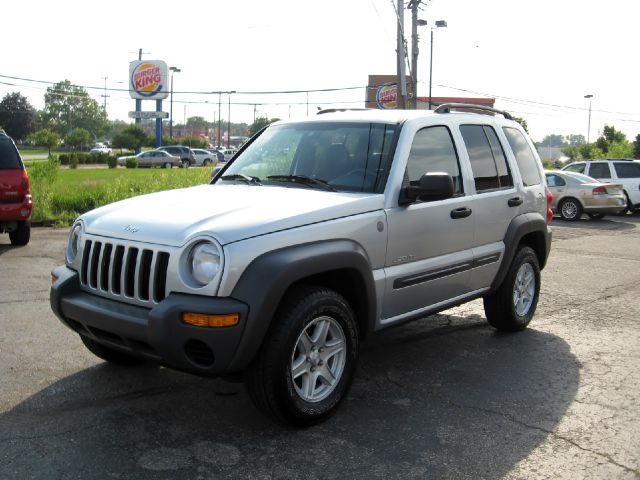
[9,224,30,246]
[80,335,147,366]
[164,162,173,169]
[247,286,359,426]
[484,246,540,332]
[559,198,582,221]
[203,159,211,166]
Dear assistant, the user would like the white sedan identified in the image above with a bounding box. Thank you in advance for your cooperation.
[117,150,181,168]
[191,149,218,167]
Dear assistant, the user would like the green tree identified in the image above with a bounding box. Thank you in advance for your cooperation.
[41,80,108,137]
[0,92,35,140]
[579,143,605,159]
[633,134,640,159]
[112,125,147,152]
[29,128,61,156]
[248,116,280,136]
[111,132,138,152]
[566,134,586,146]
[64,128,91,150]
[186,116,210,129]
[511,115,528,134]
[539,134,566,147]
[607,141,633,158]
[595,124,628,153]
[562,145,582,161]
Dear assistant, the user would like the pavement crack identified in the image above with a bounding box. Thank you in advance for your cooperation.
[448,401,640,477]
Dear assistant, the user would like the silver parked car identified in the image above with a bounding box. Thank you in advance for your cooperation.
[190,149,218,167]
[545,170,626,220]
[117,150,181,168]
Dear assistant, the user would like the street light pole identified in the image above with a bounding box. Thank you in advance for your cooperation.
[584,94,594,144]
[428,20,447,110]
[169,67,181,139]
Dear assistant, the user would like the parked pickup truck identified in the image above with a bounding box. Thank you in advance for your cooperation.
[51,105,552,426]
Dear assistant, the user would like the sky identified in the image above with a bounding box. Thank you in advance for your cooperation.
[1,0,638,143]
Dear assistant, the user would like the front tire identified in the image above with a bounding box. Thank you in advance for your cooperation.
[80,335,147,366]
[247,286,359,426]
[484,246,541,332]
[559,198,582,221]
[181,159,190,168]
[9,224,30,246]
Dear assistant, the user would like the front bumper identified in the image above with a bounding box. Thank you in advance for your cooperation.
[50,265,249,376]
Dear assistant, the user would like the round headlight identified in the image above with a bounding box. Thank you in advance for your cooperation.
[190,242,221,286]
[66,223,83,265]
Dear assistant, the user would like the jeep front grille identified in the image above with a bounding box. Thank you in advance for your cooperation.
[80,239,170,305]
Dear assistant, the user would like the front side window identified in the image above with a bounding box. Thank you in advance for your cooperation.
[460,125,513,192]
[613,162,640,178]
[219,122,397,193]
[503,127,542,186]
[406,125,463,195]
[589,162,611,179]
[564,163,586,174]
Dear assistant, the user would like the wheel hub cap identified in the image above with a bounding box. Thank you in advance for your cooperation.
[513,263,536,317]
[290,316,346,403]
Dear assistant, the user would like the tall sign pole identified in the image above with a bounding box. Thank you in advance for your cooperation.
[410,1,420,109]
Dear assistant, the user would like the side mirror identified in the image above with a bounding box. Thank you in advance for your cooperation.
[400,172,454,205]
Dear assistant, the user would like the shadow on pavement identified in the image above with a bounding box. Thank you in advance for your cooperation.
[0,314,579,479]
[551,214,637,231]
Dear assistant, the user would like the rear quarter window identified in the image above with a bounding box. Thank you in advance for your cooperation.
[0,139,22,169]
[502,127,541,186]
[613,162,640,178]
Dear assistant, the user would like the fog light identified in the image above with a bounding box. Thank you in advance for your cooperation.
[182,312,239,328]
[51,273,58,285]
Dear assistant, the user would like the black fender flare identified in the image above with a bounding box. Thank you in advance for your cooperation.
[490,213,552,292]
[227,239,376,372]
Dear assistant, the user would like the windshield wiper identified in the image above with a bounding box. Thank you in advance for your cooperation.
[220,173,262,185]
[266,175,337,192]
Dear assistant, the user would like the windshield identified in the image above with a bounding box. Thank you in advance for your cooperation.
[217,121,397,193]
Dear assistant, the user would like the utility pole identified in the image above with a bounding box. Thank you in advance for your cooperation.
[227,95,231,148]
[410,1,420,109]
[396,0,407,109]
[101,76,108,112]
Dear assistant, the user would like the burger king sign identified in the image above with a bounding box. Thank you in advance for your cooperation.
[129,60,169,100]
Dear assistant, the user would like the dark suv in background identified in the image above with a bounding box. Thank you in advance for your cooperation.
[0,131,32,245]
[156,145,195,168]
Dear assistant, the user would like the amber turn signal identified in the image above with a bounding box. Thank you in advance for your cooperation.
[51,274,58,285]
[182,312,239,328]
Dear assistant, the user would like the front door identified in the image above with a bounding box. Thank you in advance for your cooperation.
[382,125,475,324]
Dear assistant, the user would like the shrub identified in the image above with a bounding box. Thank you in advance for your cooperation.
[69,154,79,169]
[76,152,90,164]
[59,154,70,166]
[107,156,118,169]
[126,158,138,169]
[29,156,60,221]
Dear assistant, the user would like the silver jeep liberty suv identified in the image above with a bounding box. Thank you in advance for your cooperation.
[51,104,552,426]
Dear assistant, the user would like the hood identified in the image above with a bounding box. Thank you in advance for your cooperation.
[80,184,384,246]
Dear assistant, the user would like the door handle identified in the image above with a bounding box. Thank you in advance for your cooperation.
[450,207,472,219]
[508,197,523,207]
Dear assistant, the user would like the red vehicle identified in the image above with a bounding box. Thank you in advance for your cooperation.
[0,132,32,245]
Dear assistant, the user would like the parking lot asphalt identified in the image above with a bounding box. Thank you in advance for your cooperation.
[0,216,639,479]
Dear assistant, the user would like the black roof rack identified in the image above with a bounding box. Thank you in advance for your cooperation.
[316,108,374,115]
[434,103,513,120]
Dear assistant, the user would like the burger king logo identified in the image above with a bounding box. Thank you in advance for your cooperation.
[130,61,166,98]
[376,83,398,109]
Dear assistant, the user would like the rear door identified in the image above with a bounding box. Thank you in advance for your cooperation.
[382,125,475,324]
[457,124,519,290]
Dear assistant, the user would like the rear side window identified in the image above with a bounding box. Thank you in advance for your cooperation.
[545,174,566,187]
[460,125,513,192]
[406,126,463,194]
[589,162,611,179]
[503,127,542,186]
[614,162,640,178]
[0,138,22,169]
